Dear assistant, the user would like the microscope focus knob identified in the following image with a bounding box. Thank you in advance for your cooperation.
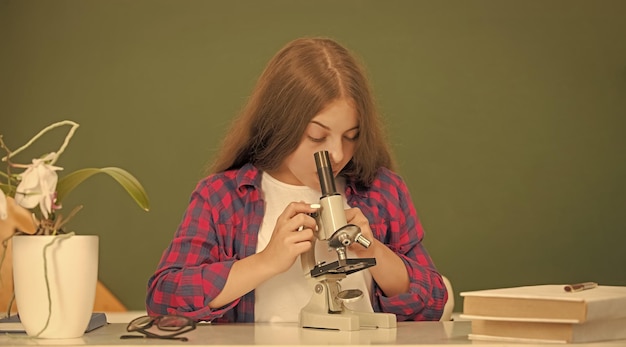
[355,234,371,248]
[337,233,351,247]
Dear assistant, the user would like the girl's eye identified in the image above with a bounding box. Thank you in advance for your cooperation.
[345,133,359,142]
[307,135,325,143]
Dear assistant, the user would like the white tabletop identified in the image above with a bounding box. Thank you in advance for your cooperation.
[2,320,626,347]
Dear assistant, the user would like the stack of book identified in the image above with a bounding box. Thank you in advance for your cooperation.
[460,284,626,343]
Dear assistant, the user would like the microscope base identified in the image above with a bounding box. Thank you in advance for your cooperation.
[299,274,396,331]
[300,308,397,331]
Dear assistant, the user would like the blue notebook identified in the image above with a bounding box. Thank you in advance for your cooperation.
[0,312,107,333]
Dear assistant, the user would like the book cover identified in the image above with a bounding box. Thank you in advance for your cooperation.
[460,285,626,323]
[469,316,626,343]
[0,312,107,333]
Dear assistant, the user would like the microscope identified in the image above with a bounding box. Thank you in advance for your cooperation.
[299,150,397,331]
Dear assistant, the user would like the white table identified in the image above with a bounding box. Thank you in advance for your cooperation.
[2,319,626,347]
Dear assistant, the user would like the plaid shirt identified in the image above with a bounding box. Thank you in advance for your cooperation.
[146,163,447,322]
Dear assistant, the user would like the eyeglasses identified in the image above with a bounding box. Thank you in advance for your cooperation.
[120,315,196,342]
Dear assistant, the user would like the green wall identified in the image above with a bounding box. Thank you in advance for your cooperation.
[1,0,625,311]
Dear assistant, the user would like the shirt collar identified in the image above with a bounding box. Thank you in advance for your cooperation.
[345,178,366,199]
[235,163,263,192]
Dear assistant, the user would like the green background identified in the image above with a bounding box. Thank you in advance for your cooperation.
[2,0,625,311]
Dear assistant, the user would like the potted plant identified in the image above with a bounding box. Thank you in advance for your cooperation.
[0,120,150,338]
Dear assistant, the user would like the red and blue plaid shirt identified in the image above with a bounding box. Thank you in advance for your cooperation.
[146,163,447,322]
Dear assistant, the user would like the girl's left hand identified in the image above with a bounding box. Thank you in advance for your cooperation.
[344,207,411,297]
[344,207,376,257]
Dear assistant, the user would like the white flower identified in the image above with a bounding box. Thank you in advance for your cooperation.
[14,152,63,219]
[0,189,7,220]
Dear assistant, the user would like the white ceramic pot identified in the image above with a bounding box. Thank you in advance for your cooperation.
[12,234,99,338]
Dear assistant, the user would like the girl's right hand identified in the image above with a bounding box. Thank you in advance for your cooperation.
[259,201,319,274]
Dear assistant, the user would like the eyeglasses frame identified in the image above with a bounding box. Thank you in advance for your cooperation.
[120,315,196,341]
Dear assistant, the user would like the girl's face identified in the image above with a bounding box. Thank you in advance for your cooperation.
[270,98,359,190]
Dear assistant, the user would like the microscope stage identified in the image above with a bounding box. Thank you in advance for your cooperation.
[310,258,376,277]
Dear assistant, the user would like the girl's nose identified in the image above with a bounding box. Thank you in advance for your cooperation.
[327,141,344,167]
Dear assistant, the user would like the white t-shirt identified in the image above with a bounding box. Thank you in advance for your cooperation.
[254,172,374,323]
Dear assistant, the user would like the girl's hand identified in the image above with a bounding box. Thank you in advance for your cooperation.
[259,202,319,274]
[344,207,376,257]
[344,207,411,296]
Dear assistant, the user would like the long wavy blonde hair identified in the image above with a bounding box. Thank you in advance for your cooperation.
[210,37,394,187]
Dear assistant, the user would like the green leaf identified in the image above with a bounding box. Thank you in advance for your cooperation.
[0,183,15,196]
[56,167,150,212]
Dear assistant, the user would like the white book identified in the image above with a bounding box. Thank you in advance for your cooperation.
[0,312,107,333]
[460,284,626,323]
[468,316,626,344]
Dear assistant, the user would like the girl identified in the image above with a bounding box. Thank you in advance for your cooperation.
[146,37,447,323]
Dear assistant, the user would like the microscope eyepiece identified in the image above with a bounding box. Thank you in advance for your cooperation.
[314,151,337,197]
